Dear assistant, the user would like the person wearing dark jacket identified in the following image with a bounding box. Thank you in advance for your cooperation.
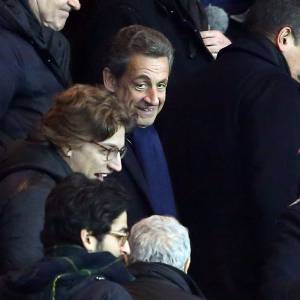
[182,1,300,299]
[0,0,80,154]
[0,173,134,300]
[64,0,233,213]
[0,84,136,275]
[101,25,177,226]
[123,215,207,300]
[261,200,300,300]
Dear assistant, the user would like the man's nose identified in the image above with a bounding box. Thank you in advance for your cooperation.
[144,88,159,105]
[108,153,122,172]
[121,240,130,256]
[68,0,81,10]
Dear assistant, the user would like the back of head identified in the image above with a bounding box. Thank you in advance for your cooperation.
[41,173,128,249]
[129,215,191,271]
[246,0,300,42]
[42,84,136,148]
[106,25,174,79]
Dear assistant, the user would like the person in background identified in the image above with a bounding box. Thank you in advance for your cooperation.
[1,173,134,300]
[182,0,300,299]
[0,84,136,274]
[0,0,80,155]
[124,215,207,300]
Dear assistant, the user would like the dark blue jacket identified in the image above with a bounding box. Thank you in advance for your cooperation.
[0,245,134,300]
[0,0,70,145]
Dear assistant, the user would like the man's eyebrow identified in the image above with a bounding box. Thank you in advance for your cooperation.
[133,75,151,81]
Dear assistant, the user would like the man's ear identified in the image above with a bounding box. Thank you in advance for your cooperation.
[103,67,117,92]
[80,229,98,252]
[184,257,191,274]
[276,26,295,52]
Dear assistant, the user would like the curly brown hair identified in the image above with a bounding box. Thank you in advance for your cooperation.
[42,84,137,148]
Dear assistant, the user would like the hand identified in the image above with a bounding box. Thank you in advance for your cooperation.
[200,30,232,59]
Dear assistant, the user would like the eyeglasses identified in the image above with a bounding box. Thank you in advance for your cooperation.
[95,143,127,161]
[108,231,129,246]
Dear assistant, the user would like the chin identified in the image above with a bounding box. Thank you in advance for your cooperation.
[137,118,156,128]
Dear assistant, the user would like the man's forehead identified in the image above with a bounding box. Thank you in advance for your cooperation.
[125,54,170,76]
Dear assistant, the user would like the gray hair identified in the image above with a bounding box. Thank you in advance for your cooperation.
[129,215,191,271]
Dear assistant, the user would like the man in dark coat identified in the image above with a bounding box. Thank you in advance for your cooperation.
[65,0,233,211]
[0,0,80,153]
[101,25,178,226]
[0,173,134,300]
[183,1,300,299]
[124,215,207,300]
[261,200,300,300]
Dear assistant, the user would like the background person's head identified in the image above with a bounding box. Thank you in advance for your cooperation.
[27,0,81,31]
[128,215,191,273]
[246,0,300,81]
[41,173,130,258]
[103,25,174,128]
[42,84,136,181]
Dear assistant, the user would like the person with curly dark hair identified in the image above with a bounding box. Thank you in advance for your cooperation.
[0,84,137,275]
[1,173,134,300]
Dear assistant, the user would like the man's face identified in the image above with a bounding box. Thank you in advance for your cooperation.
[68,126,125,181]
[97,211,130,258]
[28,0,81,31]
[284,42,300,82]
[113,55,170,127]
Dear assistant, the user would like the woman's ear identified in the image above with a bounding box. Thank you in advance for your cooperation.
[103,67,117,92]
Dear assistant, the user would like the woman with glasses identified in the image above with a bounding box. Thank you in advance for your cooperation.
[0,84,136,275]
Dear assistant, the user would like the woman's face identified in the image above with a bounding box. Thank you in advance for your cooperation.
[67,127,125,180]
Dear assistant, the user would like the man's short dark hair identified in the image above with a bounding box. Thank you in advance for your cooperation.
[41,173,128,249]
[106,25,174,79]
[246,0,300,43]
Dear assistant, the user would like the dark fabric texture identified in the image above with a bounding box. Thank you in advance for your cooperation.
[0,0,71,147]
[179,34,300,300]
[1,245,134,300]
[0,140,72,274]
[124,262,206,300]
[131,126,177,217]
[261,202,300,300]
[111,139,153,227]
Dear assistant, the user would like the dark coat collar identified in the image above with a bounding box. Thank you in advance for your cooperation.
[0,140,72,182]
[0,0,71,87]
[7,245,134,294]
[128,262,204,297]
[220,33,291,77]
[123,137,150,199]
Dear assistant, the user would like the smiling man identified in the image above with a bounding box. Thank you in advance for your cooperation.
[0,0,80,156]
[103,25,177,225]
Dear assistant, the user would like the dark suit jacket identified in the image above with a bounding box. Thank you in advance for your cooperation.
[112,141,152,227]
[183,33,300,300]
[261,202,300,300]
[124,262,207,300]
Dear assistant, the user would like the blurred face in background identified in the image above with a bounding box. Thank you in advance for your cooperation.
[28,0,81,31]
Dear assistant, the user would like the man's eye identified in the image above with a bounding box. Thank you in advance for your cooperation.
[135,83,147,91]
[158,82,167,90]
